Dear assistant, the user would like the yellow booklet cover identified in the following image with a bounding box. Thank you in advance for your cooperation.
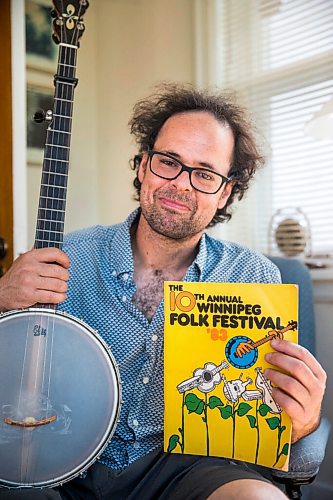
[164,282,298,470]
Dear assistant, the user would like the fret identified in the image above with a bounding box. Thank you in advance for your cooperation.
[58,63,75,68]
[36,224,65,233]
[35,232,63,239]
[40,188,66,200]
[38,208,65,213]
[40,195,66,201]
[38,203,66,213]
[35,238,63,248]
[37,208,65,221]
[36,229,64,235]
[46,131,71,149]
[45,144,70,149]
[44,158,68,163]
[41,183,66,189]
[49,129,71,135]
[35,240,63,249]
[59,43,78,49]
[49,123,71,134]
[44,148,69,162]
[41,178,67,186]
[53,101,73,118]
[41,184,67,190]
[53,114,72,119]
[54,98,74,103]
[54,81,76,86]
[42,170,68,176]
[37,218,64,224]
[37,214,65,224]
[54,88,74,101]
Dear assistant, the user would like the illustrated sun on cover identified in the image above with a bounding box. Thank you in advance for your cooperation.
[164,282,298,470]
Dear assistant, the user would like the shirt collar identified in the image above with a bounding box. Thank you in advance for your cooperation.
[110,209,140,276]
[184,232,207,281]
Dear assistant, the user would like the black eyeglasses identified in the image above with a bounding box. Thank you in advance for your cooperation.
[148,150,232,195]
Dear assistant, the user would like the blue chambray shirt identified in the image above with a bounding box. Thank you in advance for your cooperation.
[59,209,281,471]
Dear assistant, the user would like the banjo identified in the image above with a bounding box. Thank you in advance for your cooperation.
[0,0,121,488]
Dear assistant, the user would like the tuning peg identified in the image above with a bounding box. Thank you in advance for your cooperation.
[33,109,53,123]
[33,109,46,123]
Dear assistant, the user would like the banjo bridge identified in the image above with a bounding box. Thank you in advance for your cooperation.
[4,415,57,428]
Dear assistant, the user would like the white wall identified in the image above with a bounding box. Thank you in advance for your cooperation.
[26,0,195,245]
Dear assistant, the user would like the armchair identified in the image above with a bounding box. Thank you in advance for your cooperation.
[265,256,331,499]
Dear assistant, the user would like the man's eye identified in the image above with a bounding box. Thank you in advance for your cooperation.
[195,170,214,181]
[161,159,178,168]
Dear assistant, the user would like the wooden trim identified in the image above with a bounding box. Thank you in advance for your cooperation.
[0,0,14,271]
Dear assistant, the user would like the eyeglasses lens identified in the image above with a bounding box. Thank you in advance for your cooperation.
[150,153,223,194]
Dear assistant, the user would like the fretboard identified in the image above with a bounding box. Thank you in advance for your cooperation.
[34,44,78,250]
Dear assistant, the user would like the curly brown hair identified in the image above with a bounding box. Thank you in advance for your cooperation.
[129,82,265,226]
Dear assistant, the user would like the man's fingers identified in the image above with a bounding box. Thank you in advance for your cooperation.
[37,277,68,294]
[36,290,67,305]
[31,247,70,268]
[269,339,327,384]
[264,367,309,409]
[39,263,70,281]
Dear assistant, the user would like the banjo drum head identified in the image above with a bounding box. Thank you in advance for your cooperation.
[0,309,121,488]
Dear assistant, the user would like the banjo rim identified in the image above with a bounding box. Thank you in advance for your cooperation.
[0,307,122,489]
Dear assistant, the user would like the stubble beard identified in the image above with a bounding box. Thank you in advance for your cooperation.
[140,187,209,240]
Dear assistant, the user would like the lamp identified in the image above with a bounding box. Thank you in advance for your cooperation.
[305,94,333,141]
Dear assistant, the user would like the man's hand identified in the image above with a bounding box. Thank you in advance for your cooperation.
[0,248,70,311]
[264,339,327,443]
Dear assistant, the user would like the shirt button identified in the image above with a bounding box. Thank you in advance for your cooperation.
[122,295,127,302]
[132,419,138,427]
[123,273,129,281]
[143,376,149,384]
[133,442,140,449]
[111,270,117,277]
[151,334,158,342]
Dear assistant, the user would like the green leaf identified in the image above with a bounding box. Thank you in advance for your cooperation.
[246,415,257,428]
[237,402,252,416]
[185,393,204,413]
[195,400,205,415]
[278,425,286,437]
[208,396,224,409]
[265,417,280,430]
[281,443,289,456]
[219,405,232,419]
[167,434,180,452]
[259,403,271,416]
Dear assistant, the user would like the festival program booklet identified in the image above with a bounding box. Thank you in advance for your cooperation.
[164,282,298,471]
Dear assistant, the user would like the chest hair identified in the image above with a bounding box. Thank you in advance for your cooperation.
[132,269,173,321]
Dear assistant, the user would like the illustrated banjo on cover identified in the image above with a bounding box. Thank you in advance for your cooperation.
[0,0,121,488]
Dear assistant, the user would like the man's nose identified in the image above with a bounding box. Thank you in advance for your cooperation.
[171,170,192,191]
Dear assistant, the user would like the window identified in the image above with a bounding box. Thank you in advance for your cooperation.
[211,0,333,256]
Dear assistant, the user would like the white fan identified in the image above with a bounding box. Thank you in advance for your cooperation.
[268,207,311,257]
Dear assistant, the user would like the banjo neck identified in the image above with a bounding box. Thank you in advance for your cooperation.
[34,13,83,251]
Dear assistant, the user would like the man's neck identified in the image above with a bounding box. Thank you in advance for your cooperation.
[131,213,203,277]
[130,214,203,321]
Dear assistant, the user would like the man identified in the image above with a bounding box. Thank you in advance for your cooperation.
[0,83,326,499]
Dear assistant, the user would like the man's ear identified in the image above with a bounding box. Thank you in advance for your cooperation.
[217,181,235,210]
[138,153,149,183]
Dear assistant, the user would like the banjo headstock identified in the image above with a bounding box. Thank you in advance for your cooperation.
[51,0,89,47]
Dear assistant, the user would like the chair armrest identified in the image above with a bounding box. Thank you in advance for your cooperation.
[273,417,331,480]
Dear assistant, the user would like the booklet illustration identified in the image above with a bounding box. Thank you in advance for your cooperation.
[164,282,298,470]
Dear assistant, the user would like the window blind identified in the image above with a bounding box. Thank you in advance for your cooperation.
[214,0,333,256]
